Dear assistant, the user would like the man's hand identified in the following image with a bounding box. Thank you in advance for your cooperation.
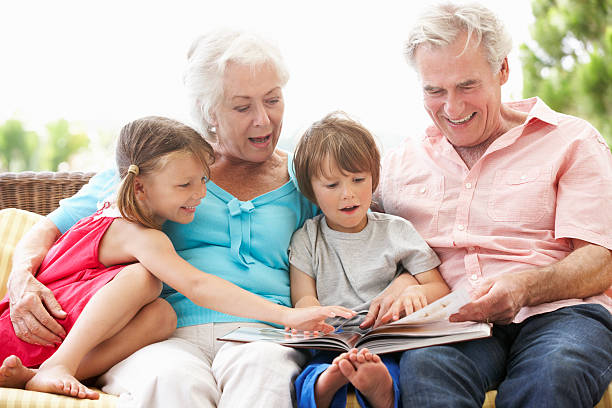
[8,272,67,345]
[450,272,530,325]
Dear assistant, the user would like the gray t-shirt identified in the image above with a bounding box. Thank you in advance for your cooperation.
[289,212,441,314]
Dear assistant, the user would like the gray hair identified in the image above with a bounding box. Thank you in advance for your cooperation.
[183,28,290,141]
[404,1,512,72]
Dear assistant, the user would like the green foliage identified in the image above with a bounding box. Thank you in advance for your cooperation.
[521,0,612,147]
[0,119,39,171]
[0,118,89,172]
[42,119,89,171]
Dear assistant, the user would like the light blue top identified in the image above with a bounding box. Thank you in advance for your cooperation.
[49,157,318,328]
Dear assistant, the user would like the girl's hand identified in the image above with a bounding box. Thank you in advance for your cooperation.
[283,306,355,334]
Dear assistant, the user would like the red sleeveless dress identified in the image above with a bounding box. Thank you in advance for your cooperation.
[0,206,128,367]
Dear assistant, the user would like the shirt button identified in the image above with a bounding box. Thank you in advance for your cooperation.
[419,187,427,194]
[520,175,527,180]
[470,274,478,281]
[457,224,465,231]
[465,182,472,189]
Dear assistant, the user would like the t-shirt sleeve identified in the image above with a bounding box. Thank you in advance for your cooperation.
[288,222,316,279]
[48,167,120,234]
[395,218,441,274]
[555,129,612,250]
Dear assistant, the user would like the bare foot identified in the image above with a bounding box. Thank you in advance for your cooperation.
[338,348,394,408]
[25,364,99,400]
[314,352,351,407]
[0,355,36,389]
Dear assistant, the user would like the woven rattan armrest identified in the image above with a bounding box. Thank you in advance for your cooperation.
[0,171,95,215]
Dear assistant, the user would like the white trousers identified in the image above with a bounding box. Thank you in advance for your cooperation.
[99,322,308,408]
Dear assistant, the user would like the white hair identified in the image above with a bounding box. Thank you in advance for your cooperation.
[404,1,512,72]
[183,28,289,141]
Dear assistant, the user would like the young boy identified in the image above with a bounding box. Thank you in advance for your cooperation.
[290,111,450,408]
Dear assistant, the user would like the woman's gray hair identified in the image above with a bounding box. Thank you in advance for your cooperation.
[183,28,289,141]
[404,1,512,72]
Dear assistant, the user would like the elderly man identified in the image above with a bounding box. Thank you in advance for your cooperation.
[373,2,612,407]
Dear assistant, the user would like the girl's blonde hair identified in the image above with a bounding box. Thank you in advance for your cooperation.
[116,116,214,229]
[293,111,380,204]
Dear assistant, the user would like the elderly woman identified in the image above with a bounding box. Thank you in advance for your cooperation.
[6,29,337,407]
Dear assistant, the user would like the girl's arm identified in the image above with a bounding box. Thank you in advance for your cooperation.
[106,221,352,332]
[289,264,320,308]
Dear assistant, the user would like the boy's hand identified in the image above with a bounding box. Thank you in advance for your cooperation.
[381,285,428,323]
[361,285,428,329]
[283,306,355,334]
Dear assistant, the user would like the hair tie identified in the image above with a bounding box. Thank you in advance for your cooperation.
[128,164,139,175]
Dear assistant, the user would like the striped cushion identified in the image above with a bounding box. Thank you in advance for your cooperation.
[0,388,117,408]
[0,209,44,299]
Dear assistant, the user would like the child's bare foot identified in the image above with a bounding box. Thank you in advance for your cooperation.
[0,355,36,389]
[338,348,395,408]
[25,364,99,400]
[314,352,351,407]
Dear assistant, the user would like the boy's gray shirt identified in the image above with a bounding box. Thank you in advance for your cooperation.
[289,212,441,313]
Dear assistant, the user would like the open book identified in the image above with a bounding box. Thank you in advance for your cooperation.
[218,289,492,354]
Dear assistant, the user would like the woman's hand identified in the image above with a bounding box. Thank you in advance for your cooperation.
[8,272,67,345]
[283,306,355,334]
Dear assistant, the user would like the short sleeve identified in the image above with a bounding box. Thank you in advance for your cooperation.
[288,222,316,279]
[48,168,120,234]
[395,218,441,274]
[555,129,612,250]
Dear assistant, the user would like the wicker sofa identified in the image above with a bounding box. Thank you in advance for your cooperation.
[0,171,610,408]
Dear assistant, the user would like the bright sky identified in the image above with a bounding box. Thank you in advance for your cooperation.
[0,0,534,171]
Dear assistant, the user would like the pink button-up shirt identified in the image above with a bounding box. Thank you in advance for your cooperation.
[375,97,612,322]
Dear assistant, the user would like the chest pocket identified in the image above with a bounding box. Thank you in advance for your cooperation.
[388,176,444,239]
[487,167,552,224]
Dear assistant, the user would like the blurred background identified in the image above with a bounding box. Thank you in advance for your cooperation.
[0,0,610,172]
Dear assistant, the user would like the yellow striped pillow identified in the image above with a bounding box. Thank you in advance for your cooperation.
[0,208,44,299]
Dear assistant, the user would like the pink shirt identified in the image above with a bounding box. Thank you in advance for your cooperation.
[375,97,612,322]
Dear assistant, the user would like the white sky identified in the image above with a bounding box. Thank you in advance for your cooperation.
[0,0,534,171]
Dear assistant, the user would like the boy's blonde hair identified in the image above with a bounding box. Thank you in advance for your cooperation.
[293,111,380,204]
[116,116,215,230]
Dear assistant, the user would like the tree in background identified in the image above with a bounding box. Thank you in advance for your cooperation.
[42,119,89,171]
[521,0,612,147]
[0,119,39,171]
[0,118,89,172]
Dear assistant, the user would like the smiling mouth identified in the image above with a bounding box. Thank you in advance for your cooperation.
[447,113,475,125]
[340,205,359,212]
[249,135,271,144]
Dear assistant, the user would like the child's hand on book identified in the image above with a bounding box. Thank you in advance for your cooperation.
[361,285,428,329]
[283,306,355,334]
[383,285,428,322]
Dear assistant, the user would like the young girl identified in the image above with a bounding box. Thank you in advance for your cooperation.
[0,116,353,399]
[290,112,451,408]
